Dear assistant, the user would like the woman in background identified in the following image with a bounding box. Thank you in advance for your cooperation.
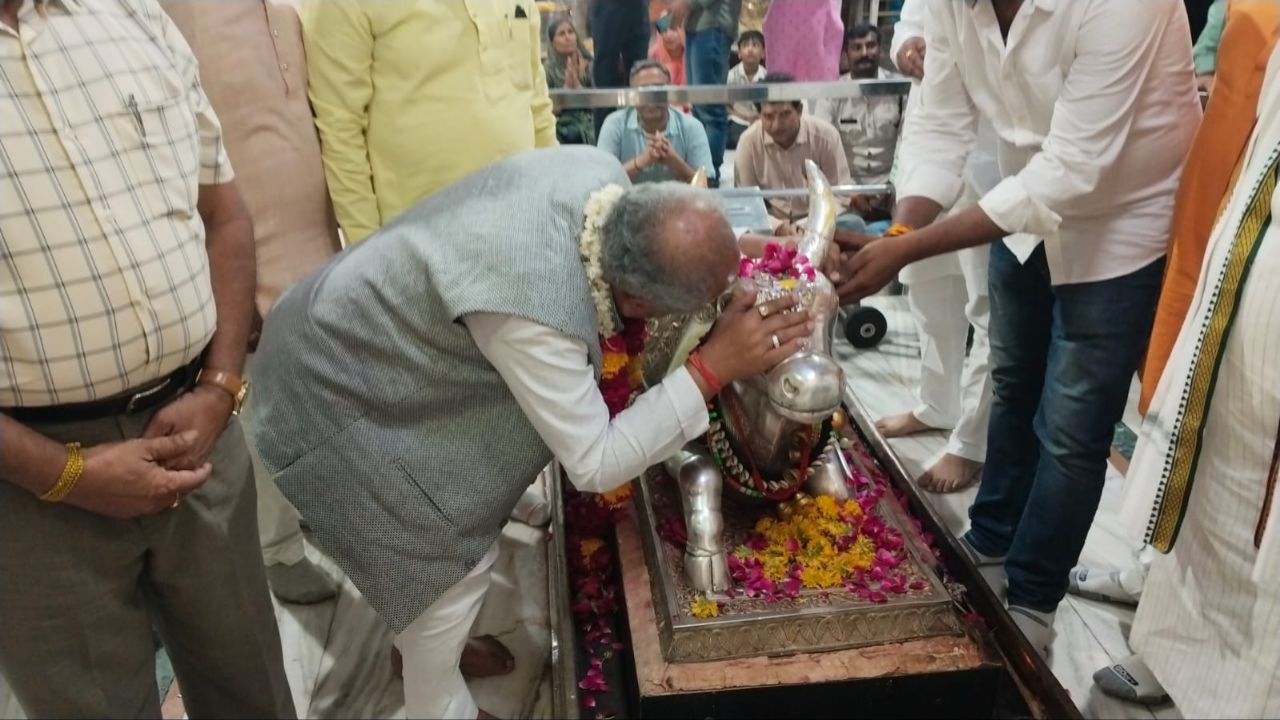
[545,17,596,144]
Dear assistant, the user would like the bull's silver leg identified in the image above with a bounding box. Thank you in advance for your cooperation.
[804,437,852,502]
[664,443,731,594]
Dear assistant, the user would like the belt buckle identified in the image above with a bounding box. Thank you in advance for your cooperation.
[124,377,173,415]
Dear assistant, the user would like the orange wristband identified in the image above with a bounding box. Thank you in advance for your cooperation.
[883,223,914,237]
[687,350,723,395]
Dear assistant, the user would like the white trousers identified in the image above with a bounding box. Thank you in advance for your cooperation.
[903,244,993,462]
[396,541,500,719]
[242,353,308,567]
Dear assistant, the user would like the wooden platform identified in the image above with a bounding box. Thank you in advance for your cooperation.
[617,512,1006,717]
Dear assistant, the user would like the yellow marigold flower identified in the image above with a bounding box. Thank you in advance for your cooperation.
[836,536,876,573]
[601,351,629,379]
[762,555,791,581]
[835,549,872,573]
[800,563,842,589]
[822,519,851,538]
[764,524,796,547]
[754,517,776,534]
[815,495,840,519]
[842,498,863,517]
[803,536,835,561]
[579,537,605,563]
[690,595,720,618]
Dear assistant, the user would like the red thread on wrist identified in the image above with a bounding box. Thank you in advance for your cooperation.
[687,350,723,395]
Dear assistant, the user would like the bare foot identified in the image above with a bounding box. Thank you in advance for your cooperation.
[460,635,515,678]
[875,411,937,438]
[919,453,982,493]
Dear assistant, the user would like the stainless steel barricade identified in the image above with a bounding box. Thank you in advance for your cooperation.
[549,78,913,111]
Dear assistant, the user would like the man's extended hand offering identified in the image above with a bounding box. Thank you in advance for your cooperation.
[831,236,912,304]
[825,228,875,282]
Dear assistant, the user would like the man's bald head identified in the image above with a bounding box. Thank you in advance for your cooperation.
[600,183,739,316]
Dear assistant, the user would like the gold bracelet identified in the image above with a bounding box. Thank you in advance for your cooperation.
[39,442,84,503]
[883,223,914,238]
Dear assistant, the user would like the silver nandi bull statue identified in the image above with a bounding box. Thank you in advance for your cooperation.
[663,161,852,594]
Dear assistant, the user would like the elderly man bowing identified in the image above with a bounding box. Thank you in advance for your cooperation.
[252,146,810,719]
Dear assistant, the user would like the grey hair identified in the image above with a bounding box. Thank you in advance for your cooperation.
[629,58,672,83]
[599,183,731,315]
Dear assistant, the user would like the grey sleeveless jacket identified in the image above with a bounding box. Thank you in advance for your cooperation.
[252,147,628,632]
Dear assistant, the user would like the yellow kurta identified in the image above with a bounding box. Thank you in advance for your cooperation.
[303,0,558,243]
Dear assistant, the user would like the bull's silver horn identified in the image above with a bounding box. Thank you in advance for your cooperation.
[794,159,839,272]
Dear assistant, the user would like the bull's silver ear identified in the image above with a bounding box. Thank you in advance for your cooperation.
[690,168,709,188]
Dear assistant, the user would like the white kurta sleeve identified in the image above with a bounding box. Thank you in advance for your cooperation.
[465,313,710,494]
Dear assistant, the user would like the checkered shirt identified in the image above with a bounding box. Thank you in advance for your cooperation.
[0,0,232,407]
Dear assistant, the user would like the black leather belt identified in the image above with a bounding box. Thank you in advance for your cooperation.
[3,356,202,425]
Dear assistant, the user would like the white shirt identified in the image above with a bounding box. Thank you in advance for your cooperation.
[727,61,766,125]
[897,0,1202,285]
[465,313,710,493]
[890,0,927,62]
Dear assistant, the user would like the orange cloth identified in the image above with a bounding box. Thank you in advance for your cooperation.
[1139,0,1280,414]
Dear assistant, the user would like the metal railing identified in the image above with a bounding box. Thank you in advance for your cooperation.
[549,78,912,111]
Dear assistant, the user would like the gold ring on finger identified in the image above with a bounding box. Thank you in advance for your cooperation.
[758,305,770,319]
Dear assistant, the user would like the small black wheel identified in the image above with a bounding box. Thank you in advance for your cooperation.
[844,306,887,349]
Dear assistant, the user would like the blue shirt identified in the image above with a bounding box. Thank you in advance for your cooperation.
[596,107,714,183]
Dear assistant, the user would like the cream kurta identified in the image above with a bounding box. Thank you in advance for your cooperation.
[1118,45,1280,719]
[163,0,342,315]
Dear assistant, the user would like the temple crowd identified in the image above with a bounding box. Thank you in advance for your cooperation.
[0,0,1277,719]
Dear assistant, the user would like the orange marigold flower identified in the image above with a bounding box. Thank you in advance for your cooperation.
[601,351,629,379]
[579,537,605,564]
[597,482,633,508]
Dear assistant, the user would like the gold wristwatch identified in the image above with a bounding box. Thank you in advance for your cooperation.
[196,369,250,415]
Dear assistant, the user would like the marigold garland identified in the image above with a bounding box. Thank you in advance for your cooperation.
[564,187,650,714]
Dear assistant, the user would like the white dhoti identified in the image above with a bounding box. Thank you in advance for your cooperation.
[1119,52,1280,717]
[895,97,998,462]
[899,242,992,462]
[395,541,500,719]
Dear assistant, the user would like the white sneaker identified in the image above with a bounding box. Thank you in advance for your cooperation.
[1007,605,1055,659]
[1093,653,1169,704]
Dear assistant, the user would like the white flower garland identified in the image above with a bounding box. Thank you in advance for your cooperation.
[580,183,626,337]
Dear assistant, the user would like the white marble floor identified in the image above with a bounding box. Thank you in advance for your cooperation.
[836,294,1182,720]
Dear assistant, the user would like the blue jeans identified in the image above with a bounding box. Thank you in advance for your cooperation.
[964,241,1164,612]
[686,28,732,181]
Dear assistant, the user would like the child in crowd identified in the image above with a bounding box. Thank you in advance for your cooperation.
[726,30,766,149]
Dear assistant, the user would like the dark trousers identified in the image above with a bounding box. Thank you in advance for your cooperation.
[964,242,1164,612]
[590,0,649,133]
[687,27,732,181]
[0,412,295,719]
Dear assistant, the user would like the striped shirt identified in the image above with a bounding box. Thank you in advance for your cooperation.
[0,0,233,407]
